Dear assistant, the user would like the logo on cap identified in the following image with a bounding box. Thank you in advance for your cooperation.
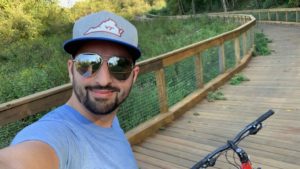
[84,19,124,37]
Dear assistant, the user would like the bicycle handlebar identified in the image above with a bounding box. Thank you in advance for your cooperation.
[191,109,275,169]
[255,109,274,124]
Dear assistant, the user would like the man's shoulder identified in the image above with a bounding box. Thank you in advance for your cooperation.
[11,105,78,146]
[41,104,74,121]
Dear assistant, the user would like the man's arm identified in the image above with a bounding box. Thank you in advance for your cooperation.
[0,141,59,169]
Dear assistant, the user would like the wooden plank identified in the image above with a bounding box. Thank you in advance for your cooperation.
[138,59,163,74]
[155,69,168,113]
[258,20,300,25]
[133,146,194,168]
[234,37,241,66]
[218,44,225,73]
[0,84,72,126]
[137,160,161,169]
[135,153,187,169]
[157,127,298,168]
[159,124,300,167]
[242,32,247,56]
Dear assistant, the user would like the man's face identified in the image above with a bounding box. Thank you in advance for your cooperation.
[68,41,139,116]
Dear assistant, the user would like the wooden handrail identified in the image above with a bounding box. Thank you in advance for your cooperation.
[224,8,300,25]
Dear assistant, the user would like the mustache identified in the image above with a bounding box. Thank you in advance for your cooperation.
[85,85,120,92]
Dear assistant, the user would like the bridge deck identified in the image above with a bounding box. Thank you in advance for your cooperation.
[132,24,300,169]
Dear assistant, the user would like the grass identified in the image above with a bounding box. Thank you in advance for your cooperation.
[207,90,227,102]
[229,74,250,85]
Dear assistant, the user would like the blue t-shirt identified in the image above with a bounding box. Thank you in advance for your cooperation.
[11,104,138,169]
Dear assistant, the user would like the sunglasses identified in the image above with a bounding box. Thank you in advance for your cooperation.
[73,53,134,80]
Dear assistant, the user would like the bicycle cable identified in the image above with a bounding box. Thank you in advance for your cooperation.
[232,150,241,169]
[225,150,239,169]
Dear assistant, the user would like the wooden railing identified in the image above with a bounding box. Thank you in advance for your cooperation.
[0,13,257,145]
[225,8,300,25]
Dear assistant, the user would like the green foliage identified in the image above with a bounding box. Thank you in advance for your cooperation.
[71,0,165,20]
[157,0,299,15]
[207,90,226,102]
[254,32,272,56]
[288,0,300,7]
[163,0,223,15]
[263,0,277,8]
[229,74,250,85]
[0,36,69,103]
[135,16,238,60]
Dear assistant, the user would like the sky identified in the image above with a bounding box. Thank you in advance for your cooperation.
[59,0,81,8]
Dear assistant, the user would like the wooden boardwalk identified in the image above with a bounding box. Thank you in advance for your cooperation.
[132,23,300,169]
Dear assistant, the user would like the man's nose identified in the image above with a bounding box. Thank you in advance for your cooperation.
[93,63,113,86]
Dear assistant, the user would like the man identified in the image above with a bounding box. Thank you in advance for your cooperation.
[0,10,140,169]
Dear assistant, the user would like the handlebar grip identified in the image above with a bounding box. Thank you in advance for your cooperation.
[255,109,274,124]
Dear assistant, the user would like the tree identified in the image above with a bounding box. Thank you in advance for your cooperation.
[221,0,227,12]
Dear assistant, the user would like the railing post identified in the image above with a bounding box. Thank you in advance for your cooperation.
[268,11,270,21]
[218,43,225,73]
[242,32,247,56]
[296,10,298,22]
[234,37,241,66]
[155,69,168,113]
[276,11,279,21]
[251,28,255,49]
[286,11,288,22]
[258,12,261,21]
[194,52,204,88]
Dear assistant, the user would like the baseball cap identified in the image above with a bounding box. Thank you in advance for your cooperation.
[63,11,141,61]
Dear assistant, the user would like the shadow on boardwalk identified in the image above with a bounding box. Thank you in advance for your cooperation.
[133,23,300,169]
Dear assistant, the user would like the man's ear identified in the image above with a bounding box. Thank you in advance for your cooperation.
[132,66,140,83]
[67,60,73,83]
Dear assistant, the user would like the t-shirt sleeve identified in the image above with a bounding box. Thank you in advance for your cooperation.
[11,120,77,169]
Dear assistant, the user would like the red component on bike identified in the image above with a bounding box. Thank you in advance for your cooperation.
[241,161,252,169]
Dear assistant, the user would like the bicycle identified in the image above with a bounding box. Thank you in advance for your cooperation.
[191,109,275,169]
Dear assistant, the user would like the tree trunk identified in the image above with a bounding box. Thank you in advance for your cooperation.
[191,0,195,15]
[178,0,183,15]
[231,0,235,8]
[221,0,227,12]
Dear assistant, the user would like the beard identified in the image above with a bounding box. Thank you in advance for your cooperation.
[72,79,132,116]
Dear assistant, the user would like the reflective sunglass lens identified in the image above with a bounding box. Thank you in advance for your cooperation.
[74,53,102,77]
[74,53,133,80]
[108,56,133,80]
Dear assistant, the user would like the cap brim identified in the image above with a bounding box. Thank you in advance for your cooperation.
[63,37,141,60]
